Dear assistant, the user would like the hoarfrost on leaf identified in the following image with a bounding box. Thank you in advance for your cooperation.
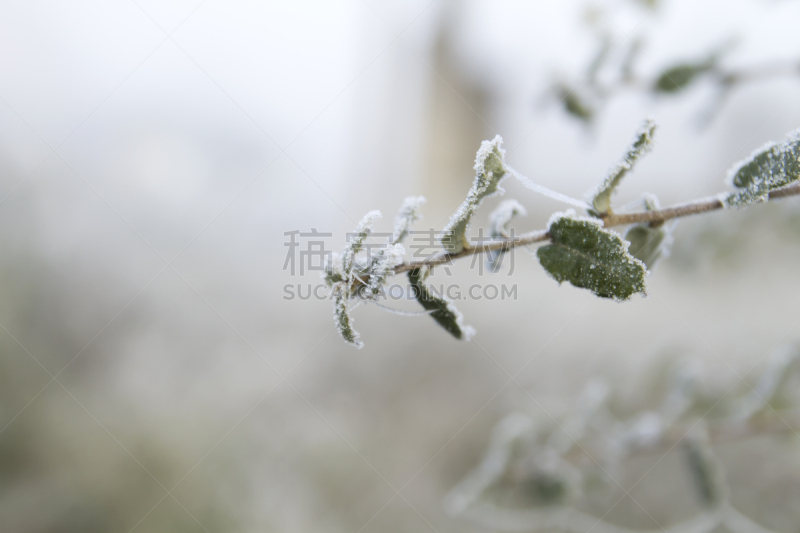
[333,291,362,349]
[487,199,527,272]
[330,210,382,348]
[408,267,474,340]
[392,196,426,244]
[322,252,344,288]
[442,136,509,253]
[537,211,647,300]
[364,243,405,299]
[590,119,656,215]
[342,210,382,277]
[725,128,800,207]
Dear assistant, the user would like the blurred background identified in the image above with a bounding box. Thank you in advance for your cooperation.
[3,0,800,531]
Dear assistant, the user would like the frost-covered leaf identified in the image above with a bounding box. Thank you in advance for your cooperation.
[331,210,381,348]
[442,136,509,253]
[363,243,405,299]
[487,199,527,272]
[725,128,800,206]
[333,292,362,349]
[537,212,647,300]
[408,268,474,340]
[653,62,714,93]
[590,120,656,215]
[490,200,527,238]
[624,195,673,269]
[392,196,425,244]
[625,225,666,269]
[322,251,343,288]
[342,210,381,276]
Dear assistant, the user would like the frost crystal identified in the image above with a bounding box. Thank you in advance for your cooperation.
[725,128,800,207]
[442,136,509,253]
[392,196,425,244]
[589,119,656,215]
[538,211,647,300]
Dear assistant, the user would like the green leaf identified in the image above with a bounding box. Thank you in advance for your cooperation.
[653,63,713,93]
[726,128,800,206]
[625,225,666,269]
[537,213,647,300]
[653,42,734,94]
[624,194,672,269]
[524,473,568,506]
[560,86,595,123]
[590,119,656,215]
[408,268,474,340]
[442,136,509,253]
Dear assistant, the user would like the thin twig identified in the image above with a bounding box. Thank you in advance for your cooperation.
[391,183,800,276]
[596,61,800,98]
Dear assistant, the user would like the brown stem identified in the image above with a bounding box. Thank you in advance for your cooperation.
[391,183,800,276]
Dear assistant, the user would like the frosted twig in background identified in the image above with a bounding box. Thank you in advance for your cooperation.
[446,345,800,533]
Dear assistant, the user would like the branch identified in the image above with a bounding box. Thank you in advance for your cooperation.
[391,182,800,276]
[596,61,800,98]
[558,410,800,466]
